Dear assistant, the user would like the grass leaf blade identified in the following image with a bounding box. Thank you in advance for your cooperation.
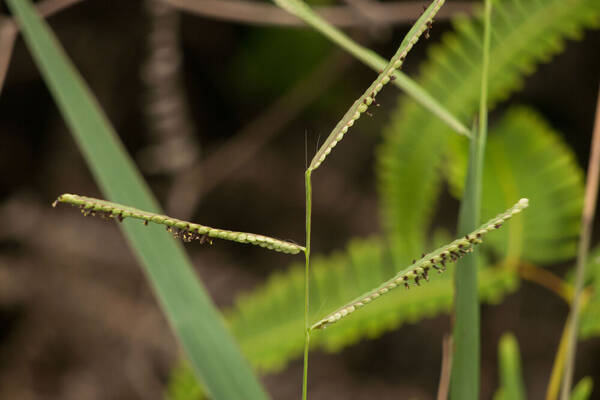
[451,0,492,398]
[6,1,269,398]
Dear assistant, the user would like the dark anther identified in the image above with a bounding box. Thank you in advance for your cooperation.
[422,270,429,281]
[414,276,421,286]
[390,75,396,81]
[144,220,148,226]
[421,253,426,258]
[441,252,447,258]
[458,244,464,249]
[459,249,468,255]
[117,213,124,223]
[199,235,213,245]
[495,223,502,229]
[404,282,410,290]
[412,259,416,264]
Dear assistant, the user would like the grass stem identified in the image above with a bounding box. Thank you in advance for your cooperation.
[560,86,600,399]
[302,169,313,400]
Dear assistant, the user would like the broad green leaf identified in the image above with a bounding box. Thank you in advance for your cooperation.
[6,1,268,398]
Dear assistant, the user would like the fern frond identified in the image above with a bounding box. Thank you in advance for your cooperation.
[311,199,528,330]
[378,0,599,258]
[445,107,584,263]
[53,194,305,254]
[309,0,448,170]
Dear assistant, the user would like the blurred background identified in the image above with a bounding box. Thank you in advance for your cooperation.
[0,0,599,399]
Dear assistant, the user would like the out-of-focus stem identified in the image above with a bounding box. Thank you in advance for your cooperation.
[560,87,600,399]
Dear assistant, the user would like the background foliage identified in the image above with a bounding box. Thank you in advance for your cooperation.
[0,0,599,399]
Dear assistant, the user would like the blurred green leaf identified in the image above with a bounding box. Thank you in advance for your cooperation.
[6,1,268,398]
[571,376,594,400]
[496,333,527,400]
[579,247,600,339]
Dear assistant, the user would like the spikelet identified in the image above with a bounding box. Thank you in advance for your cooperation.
[53,194,305,255]
[310,198,529,330]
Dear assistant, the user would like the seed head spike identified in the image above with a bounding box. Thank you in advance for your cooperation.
[53,194,304,254]
[310,198,530,330]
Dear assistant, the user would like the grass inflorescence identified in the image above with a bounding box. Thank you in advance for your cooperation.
[309,0,449,171]
[54,193,304,254]
[310,198,529,330]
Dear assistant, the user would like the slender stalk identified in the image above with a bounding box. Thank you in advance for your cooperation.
[302,169,313,400]
[518,262,573,302]
[546,292,593,400]
[560,87,600,399]
[547,316,572,400]
[450,1,491,398]
[437,335,453,400]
